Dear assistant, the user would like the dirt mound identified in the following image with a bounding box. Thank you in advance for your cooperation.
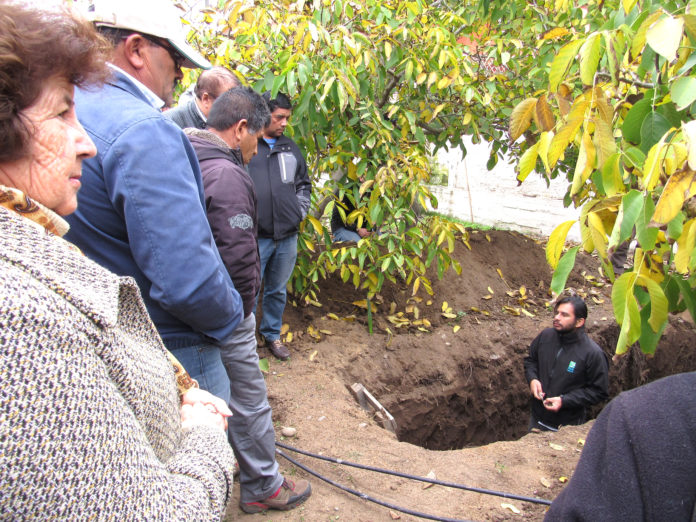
[248,230,696,521]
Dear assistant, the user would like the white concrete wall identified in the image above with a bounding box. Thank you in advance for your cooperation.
[431,136,581,241]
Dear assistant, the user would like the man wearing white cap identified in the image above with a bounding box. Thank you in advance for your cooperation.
[66,0,311,514]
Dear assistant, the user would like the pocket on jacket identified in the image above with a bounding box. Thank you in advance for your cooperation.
[278,152,297,184]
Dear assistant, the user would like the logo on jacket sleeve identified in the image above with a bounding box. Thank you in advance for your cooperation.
[567,361,576,373]
[228,214,253,230]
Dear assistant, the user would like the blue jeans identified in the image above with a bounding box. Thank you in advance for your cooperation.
[257,235,297,341]
[220,313,282,502]
[169,343,230,404]
[333,227,361,243]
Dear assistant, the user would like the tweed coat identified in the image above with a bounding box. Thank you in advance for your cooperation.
[0,205,235,520]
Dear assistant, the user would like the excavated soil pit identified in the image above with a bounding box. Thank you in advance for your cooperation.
[280,230,696,450]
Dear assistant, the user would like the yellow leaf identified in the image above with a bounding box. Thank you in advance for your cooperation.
[683,120,696,170]
[422,318,432,327]
[285,332,293,343]
[535,94,555,132]
[547,220,577,269]
[453,325,461,333]
[588,211,608,258]
[549,39,584,92]
[485,234,491,242]
[326,313,339,320]
[537,131,554,174]
[520,286,527,296]
[426,300,433,306]
[549,443,565,451]
[416,72,427,85]
[280,324,290,335]
[501,503,521,514]
[487,286,494,294]
[570,130,596,196]
[541,27,570,40]
[579,33,601,86]
[632,10,664,59]
[540,477,552,488]
[675,218,696,273]
[353,300,368,309]
[521,308,535,317]
[441,301,449,312]
[643,141,666,191]
[417,327,429,332]
[578,438,585,446]
[548,104,586,167]
[497,268,505,280]
[622,0,638,14]
[442,312,457,318]
[319,329,333,335]
[509,98,537,142]
[559,476,568,483]
[384,40,392,59]
[482,295,493,300]
[593,117,617,169]
[652,169,696,224]
[646,14,684,62]
[517,142,539,183]
[309,350,318,361]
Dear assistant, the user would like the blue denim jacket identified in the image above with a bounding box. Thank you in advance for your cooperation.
[66,70,243,349]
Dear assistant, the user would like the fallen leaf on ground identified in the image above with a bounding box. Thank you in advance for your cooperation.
[422,470,436,489]
[501,503,520,514]
[549,443,565,451]
[559,476,568,483]
[540,477,551,488]
[309,350,318,361]
[389,510,401,519]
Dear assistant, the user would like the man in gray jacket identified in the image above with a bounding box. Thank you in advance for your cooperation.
[165,66,239,130]
[186,87,312,513]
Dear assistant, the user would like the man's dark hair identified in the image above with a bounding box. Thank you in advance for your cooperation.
[193,66,239,100]
[555,295,588,320]
[262,91,292,112]
[207,86,270,134]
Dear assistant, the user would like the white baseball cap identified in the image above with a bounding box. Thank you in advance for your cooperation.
[86,0,211,69]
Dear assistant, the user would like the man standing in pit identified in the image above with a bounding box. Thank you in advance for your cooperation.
[247,92,311,361]
[524,295,609,431]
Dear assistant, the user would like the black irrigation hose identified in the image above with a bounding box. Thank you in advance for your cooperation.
[276,441,552,506]
[276,448,472,522]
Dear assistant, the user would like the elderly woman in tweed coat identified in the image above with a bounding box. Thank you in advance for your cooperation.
[0,4,235,519]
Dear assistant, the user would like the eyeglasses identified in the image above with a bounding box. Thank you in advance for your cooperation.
[142,34,187,69]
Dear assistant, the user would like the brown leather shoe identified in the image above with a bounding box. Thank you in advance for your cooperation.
[240,477,311,513]
[266,339,290,360]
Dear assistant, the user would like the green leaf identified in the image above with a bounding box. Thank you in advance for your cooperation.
[621,99,651,145]
[672,77,696,111]
[639,112,671,153]
[258,358,270,373]
[635,196,658,250]
[550,246,579,295]
[601,152,623,196]
[638,275,669,333]
[620,189,644,243]
[638,301,666,354]
[623,146,646,169]
[675,277,696,324]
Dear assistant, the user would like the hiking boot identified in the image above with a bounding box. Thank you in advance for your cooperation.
[240,477,311,513]
[266,339,290,360]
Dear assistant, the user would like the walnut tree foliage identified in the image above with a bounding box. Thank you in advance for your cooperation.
[505,0,696,355]
[181,0,527,304]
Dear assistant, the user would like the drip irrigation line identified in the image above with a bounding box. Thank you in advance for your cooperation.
[276,448,472,522]
[276,441,552,507]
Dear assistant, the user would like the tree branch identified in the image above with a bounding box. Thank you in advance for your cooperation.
[596,71,655,89]
[376,73,401,109]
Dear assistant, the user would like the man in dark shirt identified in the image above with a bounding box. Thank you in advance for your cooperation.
[523,295,609,430]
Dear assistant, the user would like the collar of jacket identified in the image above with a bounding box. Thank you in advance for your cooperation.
[1,205,124,329]
[557,326,583,345]
[185,128,244,166]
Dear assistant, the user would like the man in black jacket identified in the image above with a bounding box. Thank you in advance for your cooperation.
[524,295,608,431]
[247,92,311,360]
[186,87,311,513]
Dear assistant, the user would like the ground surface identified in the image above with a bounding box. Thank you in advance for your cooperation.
[229,230,696,521]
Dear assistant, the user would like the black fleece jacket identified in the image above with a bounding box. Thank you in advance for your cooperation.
[186,129,260,317]
[524,327,608,428]
[546,372,696,521]
[247,135,311,240]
